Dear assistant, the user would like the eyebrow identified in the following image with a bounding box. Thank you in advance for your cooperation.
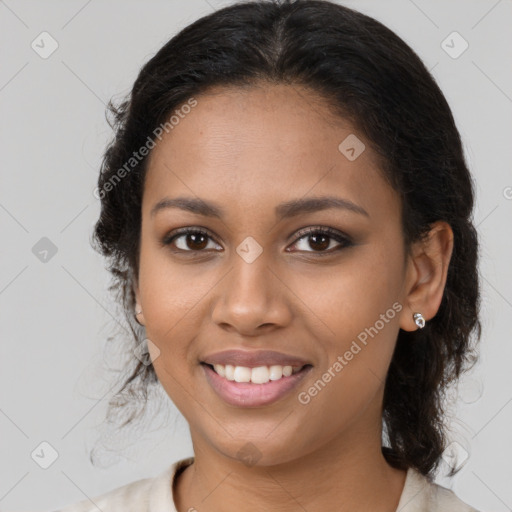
[150,195,369,220]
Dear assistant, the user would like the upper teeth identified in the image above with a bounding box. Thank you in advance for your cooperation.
[211,364,302,384]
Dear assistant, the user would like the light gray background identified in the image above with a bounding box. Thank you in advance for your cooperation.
[1,0,511,511]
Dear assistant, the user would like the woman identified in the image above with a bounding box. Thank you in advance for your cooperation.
[59,0,482,510]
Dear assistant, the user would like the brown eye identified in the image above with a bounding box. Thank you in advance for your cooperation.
[162,228,221,252]
[306,233,330,251]
[183,232,208,250]
[289,227,353,254]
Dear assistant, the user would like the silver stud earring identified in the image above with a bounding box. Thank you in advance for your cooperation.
[413,312,425,329]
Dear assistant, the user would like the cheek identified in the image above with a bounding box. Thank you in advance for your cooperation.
[300,247,403,341]
[136,243,229,403]
[295,296,400,444]
[298,246,404,412]
[138,238,212,334]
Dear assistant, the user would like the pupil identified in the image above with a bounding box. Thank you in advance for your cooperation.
[188,233,207,250]
[310,234,329,251]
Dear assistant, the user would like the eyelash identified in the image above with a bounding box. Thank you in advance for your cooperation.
[161,226,353,256]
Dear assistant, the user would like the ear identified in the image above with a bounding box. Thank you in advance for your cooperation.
[133,277,146,326]
[399,221,454,332]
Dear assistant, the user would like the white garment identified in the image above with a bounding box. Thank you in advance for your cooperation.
[55,456,481,512]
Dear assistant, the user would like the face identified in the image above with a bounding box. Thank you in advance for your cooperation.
[134,83,416,466]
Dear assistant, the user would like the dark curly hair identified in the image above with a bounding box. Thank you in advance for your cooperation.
[90,0,481,479]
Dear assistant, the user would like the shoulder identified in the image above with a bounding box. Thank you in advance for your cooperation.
[54,457,194,512]
[56,474,156,512]
[397,467,482,512]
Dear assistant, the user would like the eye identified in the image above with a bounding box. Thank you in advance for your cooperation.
[161,228,221,252]
[161,226,353,255]
[288,226,353,254]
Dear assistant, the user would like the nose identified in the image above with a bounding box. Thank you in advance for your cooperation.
[211,253,292,336]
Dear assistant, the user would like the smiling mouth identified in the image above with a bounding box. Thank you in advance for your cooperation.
[201,362,312,385]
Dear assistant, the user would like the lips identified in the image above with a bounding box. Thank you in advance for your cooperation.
[201,349,311,368]
[202,362,313,407]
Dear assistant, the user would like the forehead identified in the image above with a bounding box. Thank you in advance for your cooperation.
[142,83,398,222]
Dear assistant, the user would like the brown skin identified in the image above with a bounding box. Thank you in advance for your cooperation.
[133,83,453,512]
